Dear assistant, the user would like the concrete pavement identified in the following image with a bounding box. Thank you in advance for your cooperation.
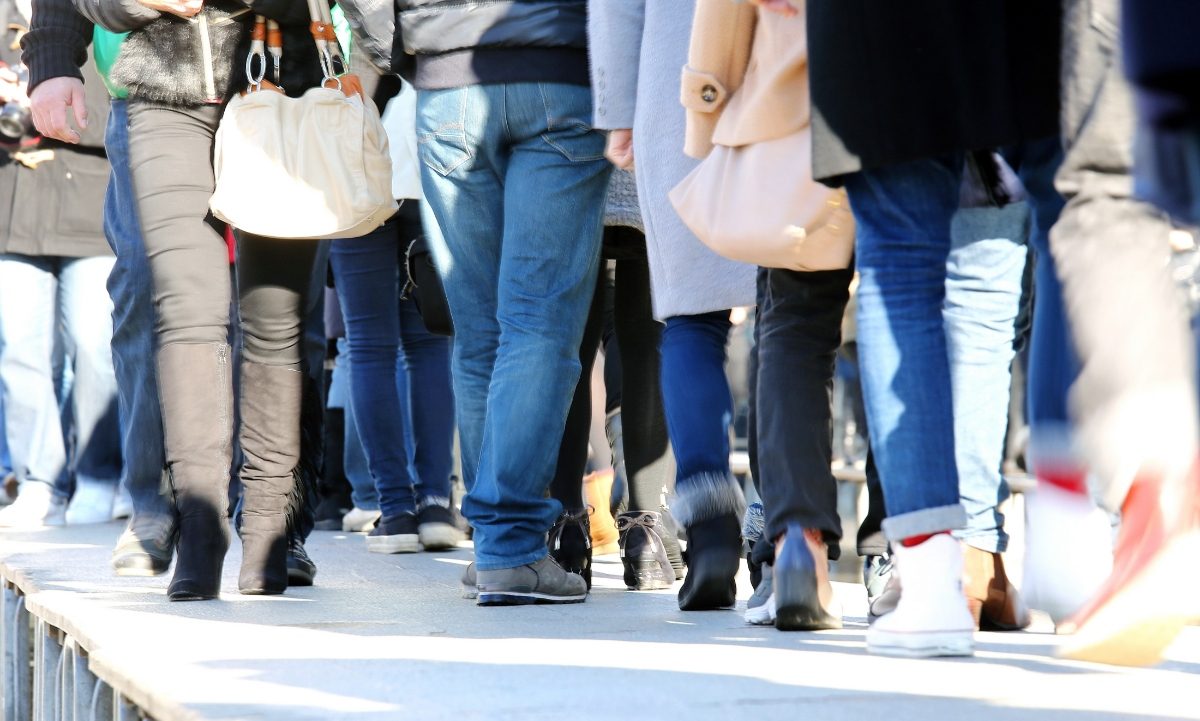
[1,522,1198,721]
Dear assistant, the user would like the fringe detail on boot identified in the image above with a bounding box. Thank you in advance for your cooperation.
[668,470,747,528]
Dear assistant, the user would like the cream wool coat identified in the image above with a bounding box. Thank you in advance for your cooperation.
[588,0,756,321]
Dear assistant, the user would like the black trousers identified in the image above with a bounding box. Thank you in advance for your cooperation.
[551,228,672,513]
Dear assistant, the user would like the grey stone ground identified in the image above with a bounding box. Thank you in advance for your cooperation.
[2,522,1198,721]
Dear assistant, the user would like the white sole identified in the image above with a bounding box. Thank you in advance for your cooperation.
[366,534,420,554]
[476,590,588,605]
[867,628,975,658]
[744,593,776,626]
[419,523,464,550]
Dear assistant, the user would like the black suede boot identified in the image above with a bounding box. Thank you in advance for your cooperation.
[677,514,742,611]
[160,343,234,602]
[238,362,304,596]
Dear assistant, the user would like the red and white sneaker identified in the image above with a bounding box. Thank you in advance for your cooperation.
[1058,461,1200,666]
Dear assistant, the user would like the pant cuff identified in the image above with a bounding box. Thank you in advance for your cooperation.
[669,470,747,528]
[880,503,967,543]
[473,548,548,572]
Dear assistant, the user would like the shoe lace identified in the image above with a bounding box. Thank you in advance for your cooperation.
[616,511,661,554]
[549,509,591,551]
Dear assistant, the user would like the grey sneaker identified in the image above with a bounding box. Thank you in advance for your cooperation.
[111,514,176,577]
[461,562,477,600]
[476,555,588,606]
[744,563,775,625]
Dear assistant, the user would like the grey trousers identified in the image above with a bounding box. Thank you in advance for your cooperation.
[126,102,322,368]
[1051,0,1198,511]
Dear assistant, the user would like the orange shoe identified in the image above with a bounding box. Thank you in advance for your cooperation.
[963,546,1030,631]
[1058,461,1200,666]
[583,470,620,555]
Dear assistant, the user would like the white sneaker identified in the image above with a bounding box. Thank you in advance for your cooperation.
[65,479,119,525]
[342,506,382,533]
[867,534,975,658]
[0,482,67,529]
[1022,483,1114,625]
[745,592,777,625]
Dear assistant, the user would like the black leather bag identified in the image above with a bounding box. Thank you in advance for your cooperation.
[403,234,453,336]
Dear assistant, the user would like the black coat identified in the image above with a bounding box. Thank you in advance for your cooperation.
[807,0,1061,184]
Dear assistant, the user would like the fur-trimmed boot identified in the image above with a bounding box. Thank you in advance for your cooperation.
[672,471,746,611]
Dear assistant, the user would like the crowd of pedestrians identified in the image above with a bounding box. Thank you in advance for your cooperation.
[0,0,1198,669]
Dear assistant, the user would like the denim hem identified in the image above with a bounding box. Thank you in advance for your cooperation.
[473,548,548,572]
[669,470,747,528]
[880,503,967,542]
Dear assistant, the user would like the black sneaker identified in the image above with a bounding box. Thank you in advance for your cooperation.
[313,494,352,532]
[417,502,465,551]
[111,514,176,577]
[366,512,420,554]
[287,536,317,586]
[548,509,592,589]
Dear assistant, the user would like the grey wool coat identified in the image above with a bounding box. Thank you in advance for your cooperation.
[588,0,756,321]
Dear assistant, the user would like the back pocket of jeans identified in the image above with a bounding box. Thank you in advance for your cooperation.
[538,84,606,163]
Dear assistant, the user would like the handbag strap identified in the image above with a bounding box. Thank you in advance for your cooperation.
[244,2,364,98]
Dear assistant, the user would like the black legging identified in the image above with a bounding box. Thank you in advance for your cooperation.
[550,228,672,513]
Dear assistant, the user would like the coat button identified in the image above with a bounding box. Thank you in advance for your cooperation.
[701,85,718,103]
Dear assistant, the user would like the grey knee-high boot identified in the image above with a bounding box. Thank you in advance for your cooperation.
[159,343,235,602]
[238,361,304,595]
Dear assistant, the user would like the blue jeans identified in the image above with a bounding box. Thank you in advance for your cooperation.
[660,312,745,527]
[1002,139,1078,467]
[418,82,610,570]
[328,338,376,510]
[847,155,968,541]
[945,203,1030,553]
[0,255,121,496]
[103,98,170,519]
[330,209,455,519]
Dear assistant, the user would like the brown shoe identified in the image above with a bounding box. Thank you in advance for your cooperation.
[964,546,1030,630]
[583,470,620,555]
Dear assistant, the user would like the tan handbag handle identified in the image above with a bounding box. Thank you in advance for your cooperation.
[243,1,365,99]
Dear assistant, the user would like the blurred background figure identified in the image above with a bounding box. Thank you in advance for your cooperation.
[0,1,123,528]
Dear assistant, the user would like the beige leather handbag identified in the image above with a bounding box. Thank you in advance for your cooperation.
[210,0,397,240]
[670,6,854,272]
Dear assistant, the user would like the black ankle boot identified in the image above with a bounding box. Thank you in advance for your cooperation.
[605,411,629,517]
[238,362,304,596]
[677,513,742,611]
[159,343,235,602]
[548,509,592,589]
[617,511,674,590]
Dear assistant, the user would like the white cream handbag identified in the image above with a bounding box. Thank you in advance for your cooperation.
[210,0,397,240]
[381,80,423,201]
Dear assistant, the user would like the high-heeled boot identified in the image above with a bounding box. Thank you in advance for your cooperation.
[159,343,235,602]
[238,361,304,595]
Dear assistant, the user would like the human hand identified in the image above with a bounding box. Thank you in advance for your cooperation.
[30,77,88,144]
[606,128,634,170]
[748,0,798,17]
[137,0,203,18]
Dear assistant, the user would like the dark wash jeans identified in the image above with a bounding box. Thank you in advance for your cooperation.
[330,203,455,519]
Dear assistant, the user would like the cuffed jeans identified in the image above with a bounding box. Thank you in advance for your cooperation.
[945,203,1030,553]
[103,98,170,519]
[418,82,610,570]
[1051,0,1198,509]
[331,204,455,519]
[847,155,969,541]
[0,254,121,496]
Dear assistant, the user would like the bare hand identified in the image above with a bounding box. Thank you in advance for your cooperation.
[748,0,798,16]
[137,0,203,18]
[605,128,634,170]
[30,77,88,144]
